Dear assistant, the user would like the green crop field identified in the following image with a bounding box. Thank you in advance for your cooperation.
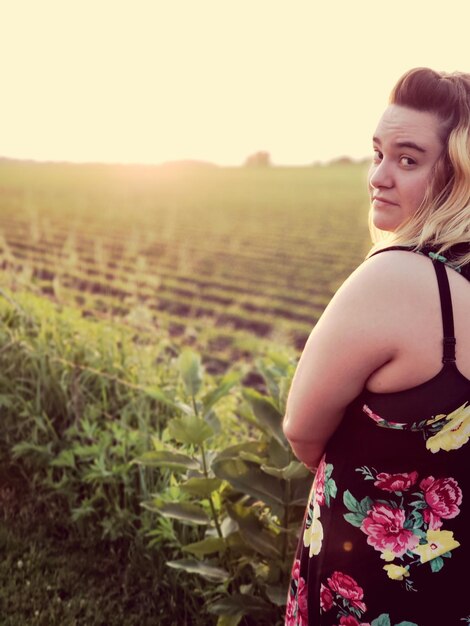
[0,158,373,625]
[0,159,371,368]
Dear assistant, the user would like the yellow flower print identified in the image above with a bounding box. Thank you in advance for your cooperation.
[380,550,395,562]
[303,500,323,556]
[383,564,409,580]
[425,413,446,426]
[426,402,470,453]
[412,529,460,563]
[306,516,324,557]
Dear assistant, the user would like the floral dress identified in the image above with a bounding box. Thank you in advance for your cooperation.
[286,246,470,626]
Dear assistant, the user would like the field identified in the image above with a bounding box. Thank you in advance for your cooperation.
[0,159,370,368]
[0,159,372,625]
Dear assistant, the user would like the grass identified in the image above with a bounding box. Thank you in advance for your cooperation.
[0,288,278,626]
[0,474,207,626]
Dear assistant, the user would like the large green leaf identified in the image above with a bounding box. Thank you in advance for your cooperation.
[144,501,210,525]
[259,464,285,479]
[261,460,310,480]
[208,594,271,616]
[132,450,200,471]
[239,451,266,465]
[237,525,280,560]
[212,457,283,508]
[282,460,310,480]
[182,537,227,557]
[267,436,290,468]
[243,388,287,447]
[180,477,222,497]
[225,502,280,559]
[212,440,268,464]
[167,558,229,582]
[178,349,203,397]
[202,371,241,412]
[168,414,214,446]
[255,352,294,412]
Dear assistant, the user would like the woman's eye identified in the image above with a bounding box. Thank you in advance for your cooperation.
[372,151,416,166]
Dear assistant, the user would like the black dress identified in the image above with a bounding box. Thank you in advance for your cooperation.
[286,246,470,626]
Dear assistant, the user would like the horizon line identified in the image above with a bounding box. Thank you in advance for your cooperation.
[0,154,371,168]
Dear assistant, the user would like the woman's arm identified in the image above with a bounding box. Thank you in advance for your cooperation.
[282,254,406,468]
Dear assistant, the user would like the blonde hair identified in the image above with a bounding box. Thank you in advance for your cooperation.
[367,67,470,269]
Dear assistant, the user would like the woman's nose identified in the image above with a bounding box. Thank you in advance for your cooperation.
[368,158,393,189]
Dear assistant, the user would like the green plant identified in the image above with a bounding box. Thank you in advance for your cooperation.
[0,290,177,543]
[135,349,312,625]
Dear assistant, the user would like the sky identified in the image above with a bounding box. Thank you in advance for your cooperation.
[1,0,469,166]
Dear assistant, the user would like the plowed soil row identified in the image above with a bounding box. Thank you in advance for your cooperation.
[0,160,371,364]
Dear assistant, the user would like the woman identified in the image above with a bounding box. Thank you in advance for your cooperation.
[283,67,470,625]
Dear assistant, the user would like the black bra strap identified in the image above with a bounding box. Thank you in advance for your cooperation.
[432,260,456,364]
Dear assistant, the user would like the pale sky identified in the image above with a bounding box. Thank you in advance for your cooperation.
[0,0,469,166]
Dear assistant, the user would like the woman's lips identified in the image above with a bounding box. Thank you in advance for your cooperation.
[372,196,398,207]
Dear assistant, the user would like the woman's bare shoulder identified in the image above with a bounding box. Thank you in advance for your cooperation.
[339,249,435,302]
[317,249,439,357]
[356,248,434,279]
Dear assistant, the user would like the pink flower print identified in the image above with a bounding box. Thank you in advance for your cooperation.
[327,571,367,612]
[315,456,327,506]
[286,560,308,626]
[361,503,419,557]
[337,617,371,626]
[297,577,308,624]
[338,618,361,626]
[374,471,418,492]
[291,558,301,581]
[285,593,297,626]
[320,583,333,612]
[363,404,383,423]
[420,476,463,529]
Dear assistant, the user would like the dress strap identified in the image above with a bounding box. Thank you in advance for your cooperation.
[369,245,457,364]
[432,260,456,364]
[369,246,412,257]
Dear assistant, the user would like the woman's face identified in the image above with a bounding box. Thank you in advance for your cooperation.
[368,104,444,232]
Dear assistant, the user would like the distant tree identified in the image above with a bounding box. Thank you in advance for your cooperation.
[244,151,272,167]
